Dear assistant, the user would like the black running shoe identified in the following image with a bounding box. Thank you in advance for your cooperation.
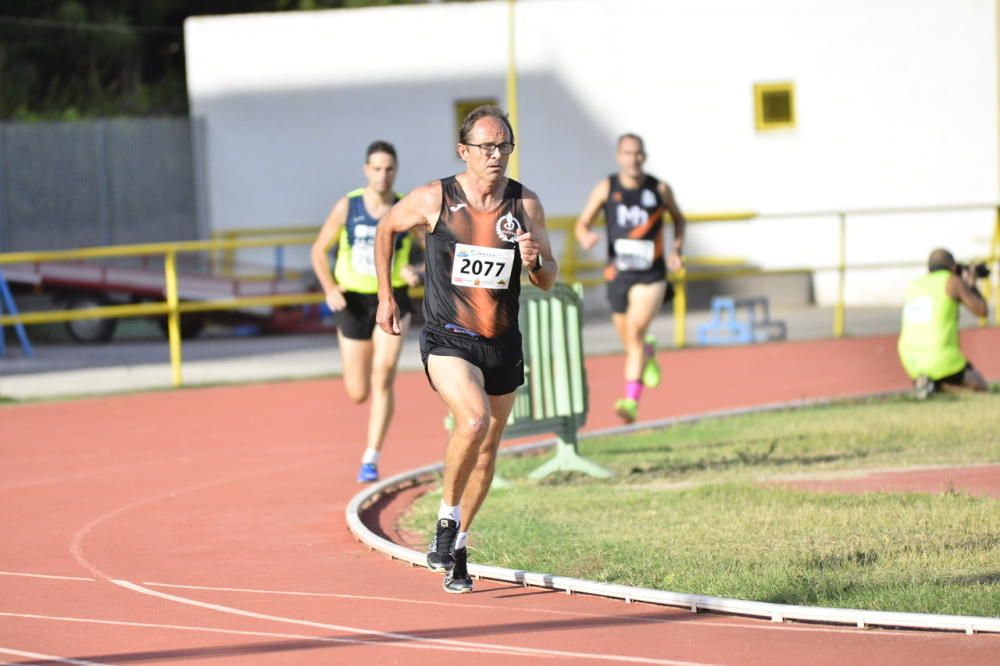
[443,547,473,594]
[426,518,458,572]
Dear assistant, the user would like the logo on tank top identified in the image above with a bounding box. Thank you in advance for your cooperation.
[641,189,657,208]
[616,204,649,228]
[495,211,523,243]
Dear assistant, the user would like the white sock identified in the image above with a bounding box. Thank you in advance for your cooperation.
[455,531,469,550]
[361,448,379,465]
[438,501,460,524]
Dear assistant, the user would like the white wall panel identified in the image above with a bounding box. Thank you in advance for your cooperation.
[186,0,998,305]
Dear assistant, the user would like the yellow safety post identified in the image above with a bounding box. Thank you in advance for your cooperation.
[673,265,687,348]
[164,250,183,387]
[833,213,846,337]
[506,0,520,180]
[220,230,236,277]
[562,223,579,284]
[992,207,999,326]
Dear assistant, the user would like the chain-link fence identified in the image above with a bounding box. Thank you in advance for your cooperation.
[0,117,199,253]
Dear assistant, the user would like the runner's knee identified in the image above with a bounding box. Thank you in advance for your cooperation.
[345,383,370,404]
[370,365,397,393]
[455,412,489,442]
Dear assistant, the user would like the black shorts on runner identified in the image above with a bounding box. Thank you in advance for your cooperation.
[337,288,412,340]
[606,266,668,314]
[419,325,524,396]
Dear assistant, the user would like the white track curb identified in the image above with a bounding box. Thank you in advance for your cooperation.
[345,394,1000,635]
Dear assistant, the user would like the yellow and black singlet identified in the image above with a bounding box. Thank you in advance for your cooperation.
[333,189,410,294]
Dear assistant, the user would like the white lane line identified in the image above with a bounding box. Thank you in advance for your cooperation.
[139,580,919,638]
[65,461,714,665]
[110,579,720,666]
[143,580,615,619]
[69,460,314,580]
[0,571,96,582]
[0,646,108,665]
[0,569,919,639]
[0,612,538,659]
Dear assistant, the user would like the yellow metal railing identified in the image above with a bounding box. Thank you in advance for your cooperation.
[211,226,317,278]
[0,235,321,387]
[551,204,998,347]
[549,211,757,287]
[2,204,996,387]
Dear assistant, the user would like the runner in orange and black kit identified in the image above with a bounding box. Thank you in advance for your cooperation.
[419,175,528,395]
[373,105,556,594]
[576,133,686,424]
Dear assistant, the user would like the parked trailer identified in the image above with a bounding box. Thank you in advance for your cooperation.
[2,258,329,343]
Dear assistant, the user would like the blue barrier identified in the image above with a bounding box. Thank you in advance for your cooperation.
[696,296,787,346]
[0,269,34,357]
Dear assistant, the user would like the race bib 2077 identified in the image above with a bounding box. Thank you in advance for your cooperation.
[451,243,516,289]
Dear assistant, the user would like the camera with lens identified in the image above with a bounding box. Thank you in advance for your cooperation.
[955,262,991,279]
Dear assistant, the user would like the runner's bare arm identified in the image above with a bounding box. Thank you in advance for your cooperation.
[400,225,427,286]
[518,188,557,291]
[375,181,442,334]
[946,272,988,318]
[310,197,349,311]
[574,179,610,251]
[659,181,686,272]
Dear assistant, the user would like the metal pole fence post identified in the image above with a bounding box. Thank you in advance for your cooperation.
[673,266,687,348]
[95,120,114,246]
[833,212,847,337]
[0,123,8,253]
[506,0,520,181]
[992,207,999,326]
[164,250,183,387]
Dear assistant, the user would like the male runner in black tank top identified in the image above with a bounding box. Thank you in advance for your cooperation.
[373,106,557,594]
[575,133,686,424]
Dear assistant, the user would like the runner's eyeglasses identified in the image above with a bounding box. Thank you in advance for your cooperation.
[464,142,515,156]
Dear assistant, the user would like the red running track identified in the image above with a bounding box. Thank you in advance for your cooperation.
[1,329,998,665]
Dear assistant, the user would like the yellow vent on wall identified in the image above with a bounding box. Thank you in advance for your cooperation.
[754,82,796,131]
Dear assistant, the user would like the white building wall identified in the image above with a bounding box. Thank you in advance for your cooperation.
[185,0,998,305]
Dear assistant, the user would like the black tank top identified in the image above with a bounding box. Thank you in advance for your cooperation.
[603,174,665,278]
[423,175,525,339]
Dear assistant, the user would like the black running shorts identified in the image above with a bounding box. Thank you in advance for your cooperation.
[419,325,524,396]
[606,266,668,314]
[337,288,412,340]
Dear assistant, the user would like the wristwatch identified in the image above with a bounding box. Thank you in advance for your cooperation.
[529,256,544,273]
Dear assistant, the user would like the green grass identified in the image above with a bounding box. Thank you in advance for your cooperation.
[503,392,1000,484]
[403,392,1000,616]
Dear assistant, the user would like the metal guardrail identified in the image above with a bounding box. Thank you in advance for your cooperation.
[0,235,321,386]
[2,203,996,385]
[550,204,1000,346]
[345,394,1000,635]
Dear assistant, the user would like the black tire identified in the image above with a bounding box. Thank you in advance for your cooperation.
[64,294,117,343]
[156,316,205,340]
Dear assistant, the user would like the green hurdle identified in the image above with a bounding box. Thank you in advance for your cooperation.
[511,282,609,480]
[442,282,609,482]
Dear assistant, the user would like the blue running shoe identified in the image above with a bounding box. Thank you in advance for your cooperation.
[357,462,378,483]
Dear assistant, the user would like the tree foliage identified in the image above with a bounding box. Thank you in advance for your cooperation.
[0,0,424,120]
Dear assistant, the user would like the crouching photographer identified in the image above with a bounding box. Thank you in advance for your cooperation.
[897,248,989,398]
